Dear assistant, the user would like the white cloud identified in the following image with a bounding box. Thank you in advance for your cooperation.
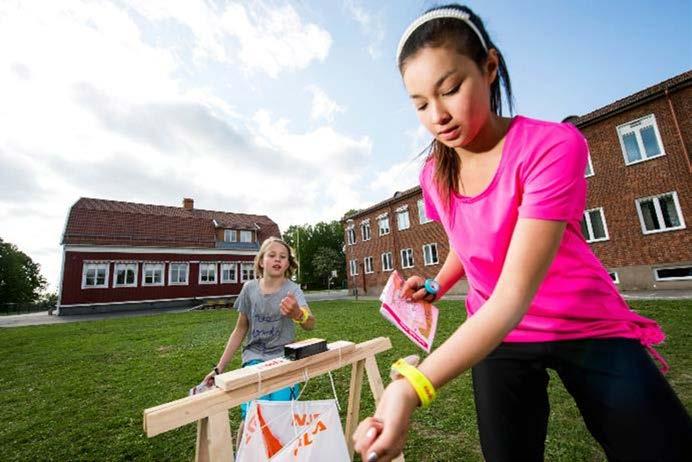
[343,0,385,59]
[0,1,365,292]
[307,85,345,123]
[370,158,421,196]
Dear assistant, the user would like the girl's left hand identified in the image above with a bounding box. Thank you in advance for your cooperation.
[353,379,419,462]
[280,292,301,319]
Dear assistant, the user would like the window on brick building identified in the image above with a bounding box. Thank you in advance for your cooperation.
[114,263,138,287]
[349,259,358,276]
[654,266,692,281]
[401,248,414,269]
[581,208,609,243]
[635,192,685,234]
[82,263,109,288]
[199,263,217,284]
[361,221,371,241]
[224,229,237,242]
[347,225,356,245]
[364,256,374,274]
[608,271,620,284]
[381,252,393,272]
[169,263,189,285]
[221,263,237,283]
[396,207,410,230]
[378,215,390,236]
[617,114,665,165]
[585,154,594,177]
[423,243,439,265]
[418,199,432,224]
[142,263,164,286]
[240,230,253,243]
[241,263,255,281]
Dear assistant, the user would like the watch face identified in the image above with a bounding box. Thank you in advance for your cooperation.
[425,279,439,294]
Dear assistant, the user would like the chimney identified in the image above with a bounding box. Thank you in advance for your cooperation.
[183,198,194,210]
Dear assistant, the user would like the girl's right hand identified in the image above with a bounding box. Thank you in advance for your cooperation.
[352,379,419,462]
[203,370,216,387]
[401,275,427,302]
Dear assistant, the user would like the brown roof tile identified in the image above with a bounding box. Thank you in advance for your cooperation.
[62,198,280,248]
[572,70,692,128]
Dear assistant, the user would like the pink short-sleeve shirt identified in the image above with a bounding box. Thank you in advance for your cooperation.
[420,116,665,357]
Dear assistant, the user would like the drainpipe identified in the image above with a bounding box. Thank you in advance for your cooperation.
[665,86,691,173]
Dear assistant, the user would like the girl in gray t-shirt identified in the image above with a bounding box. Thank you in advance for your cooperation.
[202,237,315,422]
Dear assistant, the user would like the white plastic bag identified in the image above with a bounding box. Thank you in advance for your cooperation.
[236,399,349,462]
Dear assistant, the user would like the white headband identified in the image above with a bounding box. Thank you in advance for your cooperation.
[396,8,488,64]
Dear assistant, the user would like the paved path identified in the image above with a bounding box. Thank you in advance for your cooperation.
[2,289,688,328]
[0,290,351,328]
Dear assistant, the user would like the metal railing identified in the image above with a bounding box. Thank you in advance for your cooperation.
[0,302,56,315]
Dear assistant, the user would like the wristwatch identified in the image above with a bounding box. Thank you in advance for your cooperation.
[423,279,440,297]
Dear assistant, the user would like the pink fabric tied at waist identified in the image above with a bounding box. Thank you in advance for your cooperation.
[639,325,669,374]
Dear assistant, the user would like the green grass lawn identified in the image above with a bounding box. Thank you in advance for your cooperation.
[1,299,690,461]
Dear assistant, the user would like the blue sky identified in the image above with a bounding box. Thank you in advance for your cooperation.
[0,0,690,290]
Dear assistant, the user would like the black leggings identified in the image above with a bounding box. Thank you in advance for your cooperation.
[471,338,691,462]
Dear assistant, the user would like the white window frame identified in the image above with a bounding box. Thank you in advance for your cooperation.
[400,248,414,269]
[418,199,432,224]
[654,266,692,282]
[240,262,254,282]
[608,271,620,284]
[423,243,439,266]
[81,263,109,289]
[239,230,253,243]
[381,252,393,272]
[198,263,217,284]
[361,221,371,241]
[224,229,237,242]
[585,154,594,178]
[349,259,359,276]
[220,263,237,283]
[364,256,374,274]
[347,226,356,245]
[142,263,164,287]
[397,209,410,231]
[113,263,138,288]
[635,191,686,235]
[582,207,610,243]
[378,216,390,236]
[617,114,666,166]
[169,262,189,286]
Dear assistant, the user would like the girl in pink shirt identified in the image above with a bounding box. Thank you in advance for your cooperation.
[353,4,691,462]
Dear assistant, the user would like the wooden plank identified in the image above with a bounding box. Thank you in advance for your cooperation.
[364,355,385,405]
[344,359,365,460]
[214,340,355,391]
[195,418,209,462]
[144,337,392,437]
[194,412,234,462]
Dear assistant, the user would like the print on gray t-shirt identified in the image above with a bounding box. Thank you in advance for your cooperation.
[234,279,308,364]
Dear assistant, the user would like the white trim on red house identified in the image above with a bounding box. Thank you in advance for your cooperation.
[59,294,234,308]
[63,244,258,255]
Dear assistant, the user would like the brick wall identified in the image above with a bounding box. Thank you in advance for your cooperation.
[580,86,691,269]
[343,190,466,295]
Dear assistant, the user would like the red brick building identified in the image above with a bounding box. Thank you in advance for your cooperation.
[343,187,468,296]
[58,197,280,314]
[569,70,691,290]
[343,71,691,294]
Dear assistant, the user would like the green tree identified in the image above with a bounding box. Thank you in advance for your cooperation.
[0,238,47,305]
[283,221,345,290]
[312,247,342,287]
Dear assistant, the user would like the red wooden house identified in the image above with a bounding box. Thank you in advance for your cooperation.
[57,197,280,315]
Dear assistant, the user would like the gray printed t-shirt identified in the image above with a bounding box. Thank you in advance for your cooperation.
[234,279,308,364]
